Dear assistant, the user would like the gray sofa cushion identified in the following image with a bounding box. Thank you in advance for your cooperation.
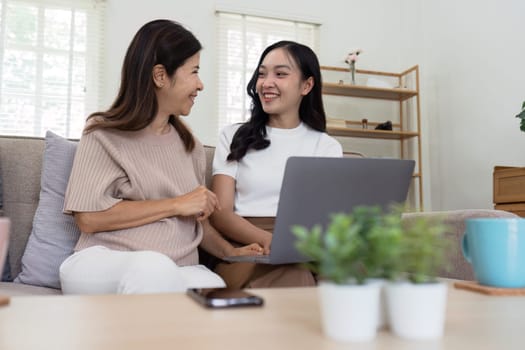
[14,131,80,289]
[0,158,12,282]
[0,136,44,278]
[0,281,61,295]
[401,209,519,281]
[0,162,3,213]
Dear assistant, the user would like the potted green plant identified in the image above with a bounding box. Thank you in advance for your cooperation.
[292,205,398,342]
[516,100,525,132]
[383,212,450,340]
[364,207,405,329]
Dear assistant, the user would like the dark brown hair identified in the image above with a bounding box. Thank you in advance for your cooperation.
[84,19,202,152]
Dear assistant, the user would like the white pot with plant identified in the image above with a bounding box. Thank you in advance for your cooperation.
[292,206,396,342]
[383,212,450,340]
[365,208,405,330]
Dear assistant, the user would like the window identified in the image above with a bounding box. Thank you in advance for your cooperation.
[0,0,105,138]
[216,11,319,131]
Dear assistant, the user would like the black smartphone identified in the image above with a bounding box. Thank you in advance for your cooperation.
[187,288,264,308]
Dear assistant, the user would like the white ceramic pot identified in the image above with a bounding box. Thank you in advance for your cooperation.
[386,281,447,339]
[366,278,388,330]
[318,281,380,342]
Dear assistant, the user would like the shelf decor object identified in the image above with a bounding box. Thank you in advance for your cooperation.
[344,49,362,85]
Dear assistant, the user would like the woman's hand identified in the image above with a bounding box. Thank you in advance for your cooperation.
[260,232,273,255]
[174,186,221,221]
[226,243,264,257]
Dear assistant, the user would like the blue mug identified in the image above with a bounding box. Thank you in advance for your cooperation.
[462,218,525,288]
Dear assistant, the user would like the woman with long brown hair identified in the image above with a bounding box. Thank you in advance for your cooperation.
[59,19,262,295]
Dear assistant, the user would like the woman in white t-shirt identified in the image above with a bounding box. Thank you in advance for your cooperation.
[211,41,343,288]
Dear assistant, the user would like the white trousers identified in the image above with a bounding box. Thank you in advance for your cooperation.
[59,246,225,295]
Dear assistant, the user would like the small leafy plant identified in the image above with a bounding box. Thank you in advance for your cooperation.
[516,101,525,132]
[292,205,403,285]
[366,208,405,280]
[293,213,367,285]
[397,214,450,283]
[293,205,450,285]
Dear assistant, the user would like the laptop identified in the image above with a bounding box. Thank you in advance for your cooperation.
[224,156,415,264]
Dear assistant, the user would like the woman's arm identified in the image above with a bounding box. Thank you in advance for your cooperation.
[210,174,273,254]
[199,219,263,258]
[74,186,219,233]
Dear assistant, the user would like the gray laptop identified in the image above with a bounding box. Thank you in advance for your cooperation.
[224,156,415,264]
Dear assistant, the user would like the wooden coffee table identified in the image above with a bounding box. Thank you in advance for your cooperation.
[0,283,523,349]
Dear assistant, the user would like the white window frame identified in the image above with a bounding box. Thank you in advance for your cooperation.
[215,10,320,132]
[0,0,105,138]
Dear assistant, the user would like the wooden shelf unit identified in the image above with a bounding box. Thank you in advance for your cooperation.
[321,65,423,209]
[327,125,419,140]
[322,82,418,101]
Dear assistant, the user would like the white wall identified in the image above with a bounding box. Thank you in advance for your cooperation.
[103,0,525,211]
[415,0,525,210]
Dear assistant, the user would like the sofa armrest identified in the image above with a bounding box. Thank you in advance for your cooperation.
[401,209,519,281]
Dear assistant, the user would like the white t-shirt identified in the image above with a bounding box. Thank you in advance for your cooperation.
[213,122,343,216]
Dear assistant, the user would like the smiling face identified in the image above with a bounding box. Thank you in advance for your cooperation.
[255,48,313,125]
[155,52,204,118]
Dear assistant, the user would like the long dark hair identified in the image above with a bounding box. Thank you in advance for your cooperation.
[227,40,326,161]
[84,19,202,152]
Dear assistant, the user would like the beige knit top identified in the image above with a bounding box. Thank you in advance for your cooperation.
[63,124,206,266]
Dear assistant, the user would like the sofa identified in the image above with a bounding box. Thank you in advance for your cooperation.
[0,134,520,296]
